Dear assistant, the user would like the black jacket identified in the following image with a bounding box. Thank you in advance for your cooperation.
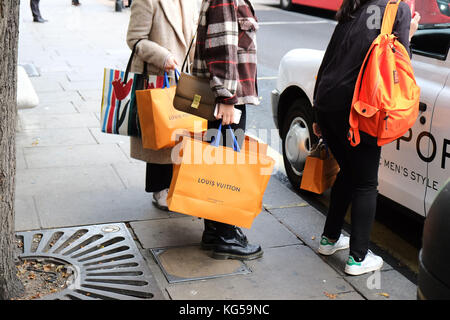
[313,0,412,116]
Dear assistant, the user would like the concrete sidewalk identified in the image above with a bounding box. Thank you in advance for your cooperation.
[15,0,416,300]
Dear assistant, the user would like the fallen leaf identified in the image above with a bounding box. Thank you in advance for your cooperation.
[377,292,390,298]
[311,236,316,240]
[324,291,338,299]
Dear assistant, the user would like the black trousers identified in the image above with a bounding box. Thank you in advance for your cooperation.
[317,109,381,261]
[30,0,42,19]
[145,105,247,235]
[145,163,173,193]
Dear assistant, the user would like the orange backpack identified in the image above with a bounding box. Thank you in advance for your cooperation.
[348,0,420,147]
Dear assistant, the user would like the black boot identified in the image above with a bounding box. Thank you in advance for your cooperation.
[33,16,48,23]
[201,220,221,250]
[201,220,263,261]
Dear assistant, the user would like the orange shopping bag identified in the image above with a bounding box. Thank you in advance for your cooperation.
[167,125,275,229]
[135,72,207,150]
[300,140,340,194]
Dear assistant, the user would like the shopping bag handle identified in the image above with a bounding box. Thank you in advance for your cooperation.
[124,39,148,83]
[309,138,331,159]
[210,123,241,152]
[161,69,180,89]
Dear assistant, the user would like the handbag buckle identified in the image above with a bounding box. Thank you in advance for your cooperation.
[191,94,201,109]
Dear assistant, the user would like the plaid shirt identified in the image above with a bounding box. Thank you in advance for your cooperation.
[193,0,259,106]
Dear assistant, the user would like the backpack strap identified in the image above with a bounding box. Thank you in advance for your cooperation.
[380,0,401,35]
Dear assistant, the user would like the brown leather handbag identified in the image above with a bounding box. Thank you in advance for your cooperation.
[173,37,216,121]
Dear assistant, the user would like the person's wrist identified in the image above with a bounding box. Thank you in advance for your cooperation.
[163,54,174,71]
[220,103,234,109]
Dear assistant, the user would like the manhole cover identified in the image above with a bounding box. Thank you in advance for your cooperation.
[16,223,163,300]
[151,245,251,284]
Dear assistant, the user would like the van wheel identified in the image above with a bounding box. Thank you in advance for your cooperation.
[281,98,317,189]
[280,0,293,10]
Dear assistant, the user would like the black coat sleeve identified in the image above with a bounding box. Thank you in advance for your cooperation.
[393,1,412,57]
[312,25,339,110]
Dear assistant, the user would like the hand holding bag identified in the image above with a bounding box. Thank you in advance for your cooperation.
[300,139,340,194]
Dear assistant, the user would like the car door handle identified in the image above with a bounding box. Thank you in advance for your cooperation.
[419,102,427,112]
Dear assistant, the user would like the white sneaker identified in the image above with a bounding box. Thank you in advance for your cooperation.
[152,188,169,211]
[318,234,350,256]
[344,250,383,276]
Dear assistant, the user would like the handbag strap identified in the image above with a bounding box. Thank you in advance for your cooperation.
[181,4,203,73]
[181,34,197,74]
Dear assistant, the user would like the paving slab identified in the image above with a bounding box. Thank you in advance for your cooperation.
[60,80,102,92]
[130,217,205,249]
[19,113,98,130]
[270,205,331,249]
[15,196,41,231]
[16,128,96,147]
[111,162,146,189]
[29,77,67,93]
[23,144,129,169]
[240,210,303,248]
[77,89,103,102]
[16,165,125,197]
[16,147,27,170]
[263,177,309,209]
[67,71,108,82]
[165,245,363,300]
[344,269,417,300]
[33,91,84,104]
[18,102,78,115]
[74,101,102,114]
[89,128,130,145]
[34,187,170,229]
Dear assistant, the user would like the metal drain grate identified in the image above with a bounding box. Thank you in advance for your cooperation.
[16,223,163,300]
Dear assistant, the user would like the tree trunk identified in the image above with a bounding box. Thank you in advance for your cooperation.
[0,0,25,300]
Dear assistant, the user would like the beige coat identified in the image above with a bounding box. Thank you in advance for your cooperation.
[127,0,197,164]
